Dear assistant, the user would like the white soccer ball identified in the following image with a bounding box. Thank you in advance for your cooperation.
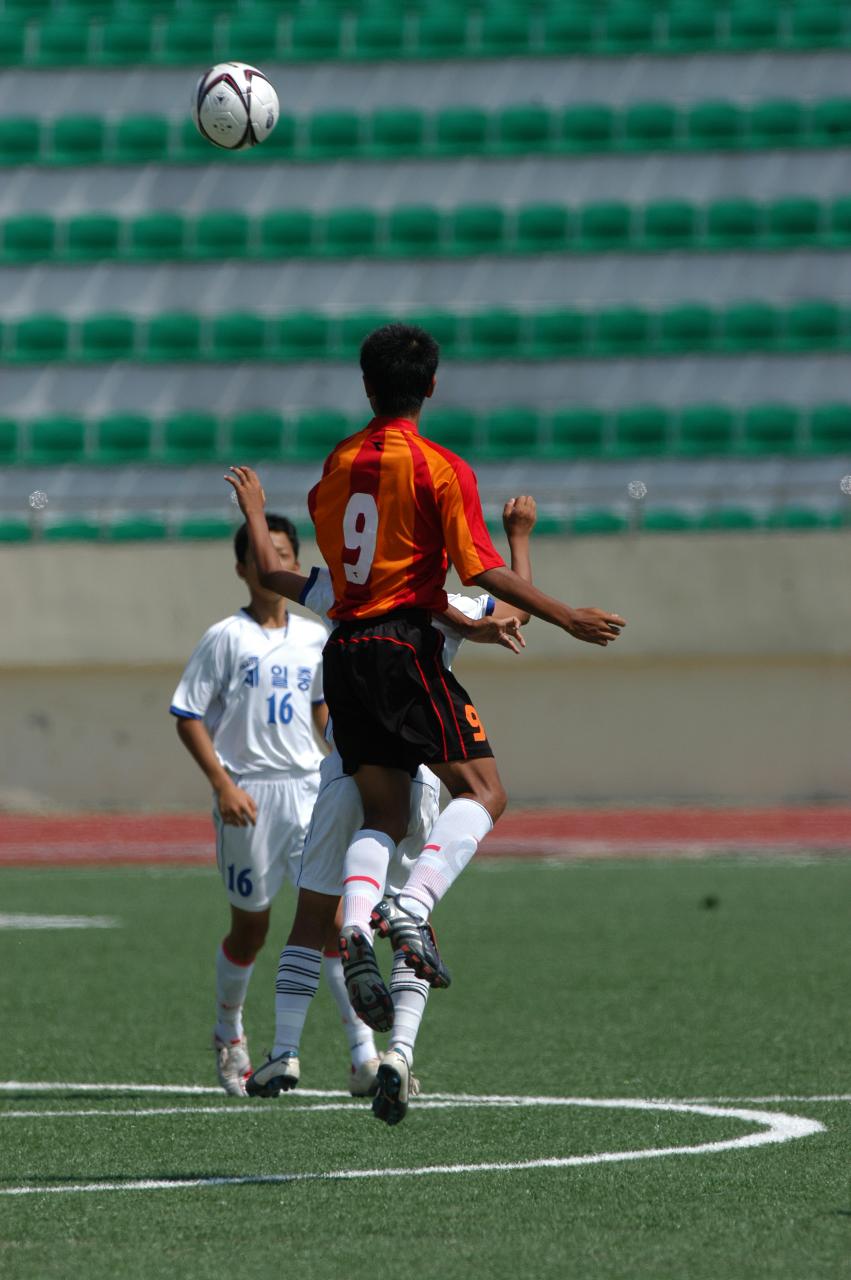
[192,62,279,151]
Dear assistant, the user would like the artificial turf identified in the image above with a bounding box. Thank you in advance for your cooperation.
[0,858,848,1279]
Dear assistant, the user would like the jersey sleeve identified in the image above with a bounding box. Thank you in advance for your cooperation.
[445,592,495,622]
[170,624,230,719]
[435,454,505,585]
[299,566,336,627]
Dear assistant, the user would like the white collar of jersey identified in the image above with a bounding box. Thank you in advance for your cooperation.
[240,606,289,638]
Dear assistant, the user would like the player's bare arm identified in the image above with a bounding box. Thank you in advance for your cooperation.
[444,607,525,653]
[492,494,537,625]
[175,716,257,826]
[311,701,331,753]
[226,465,309,600]
[474,566,626,647]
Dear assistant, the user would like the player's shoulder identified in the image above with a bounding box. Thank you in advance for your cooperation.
[288,611,328,647]
[195,612,247,645]
[412,431,476,480]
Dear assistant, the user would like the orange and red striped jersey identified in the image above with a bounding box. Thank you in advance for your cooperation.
[307,416,504,620]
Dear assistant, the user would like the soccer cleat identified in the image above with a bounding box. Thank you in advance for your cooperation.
[213,1033,252,1097]
[338,925,394,1033]
[370,896,452,989]
[245,1050,300,1098]
[372,1048,420,1126]
[348,1056,381,1097]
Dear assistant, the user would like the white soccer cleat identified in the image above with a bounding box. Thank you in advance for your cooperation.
[246,1050,301,1098]
[213,1033,252,1097]
[371,1048,420,1126]
[348,1056,381,1097]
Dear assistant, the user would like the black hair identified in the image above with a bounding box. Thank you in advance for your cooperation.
[359,322,439,418]
[234,513,299,565]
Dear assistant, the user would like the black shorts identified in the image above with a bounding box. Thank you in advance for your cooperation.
[322,608,494,776]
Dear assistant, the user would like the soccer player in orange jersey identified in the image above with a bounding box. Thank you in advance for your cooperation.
[228,323,625,1065]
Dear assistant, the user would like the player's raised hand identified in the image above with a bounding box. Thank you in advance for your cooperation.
[466,614,526,653]
[564,607,626,646]
[503,495,537,538]
[225,465,266,516]
[215,779,258,827]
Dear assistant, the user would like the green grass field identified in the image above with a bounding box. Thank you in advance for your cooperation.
[1,858,848,1279]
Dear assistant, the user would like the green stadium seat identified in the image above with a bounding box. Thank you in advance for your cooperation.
[677,405,735,456]
[571,509,628,536]
[162,411,219,462]
[257,209,313,258]
[666,5,718,52]
[530,310,590,358]
[578,201,632,251]
[425,407,478,453]
[42,518,101,542]
[354,14,406,58]
[641,508,695,532]
[479,8,532,57]
[177,115,217,162]
[92,413,154,463]
[12,315,69,362]
[697,506,760,531]
[766,197,821,246]
[0,119,41,165]
[483,407,541,458]
[416,12,469,58]
[826,197,851,247]
[29,415,87,463]
[106,516,168,542]
[658,304,715,352]
[603,6,656,54]
[129,212,186,259]
[291,409,351,460]
[763,506,827,530]
[642,199,697,250]
[467,309,524,358]
[595,306,652,355]
[741,404,800,454]
[613,405,670,456]
[721,302,781,351]
[112,116,170,163]
[210,313,268,361]
[515,204,571,253]
[790,5,844,49]
[748,100,805,148]
[622,102,678,151]
[726,5,780,50]
[227,410,286,458]
[33,17,91,65]
[386,205,443,256]
[3,214,55,261]
[224,14,281,65]
[547,408,606,457]
[561,105,614,152]
[98,18,153,63]
[275,313,332,360]
[408,310,460,356]
[810,98,851,146]
[158,18,217,65]
[289,14,341,61]
[705,197,762,248]
[175,517,235,540]
[337,312,395,359]
[496,105,552,153]
[65,213,121,260]
[809,404,851,452]
[542,9,595,54]
[0,519,32,543]
[146,312,202,361]
[79,313,136,361]
[51,115,105,165]
[321,208,379,256]
[371,108,425,157]
[450,204,506,255]
[192,211,251,259]
[308,111,362,158]
[434,107,490,155]
[0,19,26,66]
[784,301,841,351]
[0,419,18,464]
[686,101,745,150]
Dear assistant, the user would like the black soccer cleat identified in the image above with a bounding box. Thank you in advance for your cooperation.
[245,1052,300,1098]
[338,925,394,1033]
[370,896,452,989]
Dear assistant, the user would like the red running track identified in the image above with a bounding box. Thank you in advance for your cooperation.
[0,809,849,866]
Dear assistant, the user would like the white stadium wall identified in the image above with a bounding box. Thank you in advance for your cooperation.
[1,534,848,809]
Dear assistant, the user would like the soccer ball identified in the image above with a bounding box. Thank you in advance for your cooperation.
[192,62,279,151]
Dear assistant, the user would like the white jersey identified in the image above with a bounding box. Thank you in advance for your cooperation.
[170,609,326,777]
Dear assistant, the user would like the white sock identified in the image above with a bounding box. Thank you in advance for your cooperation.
[272,945,321,1058]
[342,828,395,932]
[398,798,493,922]
[323,950,378,1068]
[214,941,254,1043]
[389,947,430,1068]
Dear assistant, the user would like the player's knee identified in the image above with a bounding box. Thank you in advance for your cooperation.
[361,802,408,845]
[227,913,269,960]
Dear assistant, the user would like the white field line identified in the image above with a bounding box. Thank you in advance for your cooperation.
[0,914,119,930]
[0,1094,825,1197]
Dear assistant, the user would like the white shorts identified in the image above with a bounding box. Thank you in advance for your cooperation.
[296,751,441,898]
[212,771,320,911]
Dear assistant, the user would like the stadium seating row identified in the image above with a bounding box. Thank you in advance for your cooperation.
[0,505,844,545]
[5,99,851,167]
[3,304,851,364]
[4,403,851,466]
[1,2,849,66]
[5,197,851,263]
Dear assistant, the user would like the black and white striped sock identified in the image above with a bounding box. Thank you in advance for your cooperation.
[272,945,321,1058]
[389,946,430,1068]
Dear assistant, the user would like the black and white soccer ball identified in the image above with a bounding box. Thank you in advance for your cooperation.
[192,61,279,151]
